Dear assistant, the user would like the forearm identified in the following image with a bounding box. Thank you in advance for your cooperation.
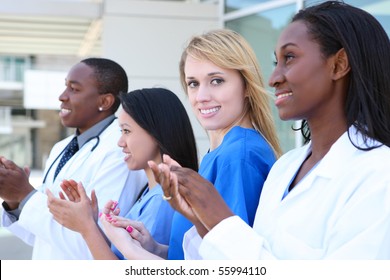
[150,243,168,259]
[120,240,164,260]
[81,223,118,260]
[193,220,208,238]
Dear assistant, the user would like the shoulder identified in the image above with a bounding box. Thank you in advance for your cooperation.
[217,126,276,164]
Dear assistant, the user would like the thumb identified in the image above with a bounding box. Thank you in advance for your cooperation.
[23,166,31,177]
[46,188,54,199]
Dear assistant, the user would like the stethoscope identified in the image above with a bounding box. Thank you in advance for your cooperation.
[42,117,115,184]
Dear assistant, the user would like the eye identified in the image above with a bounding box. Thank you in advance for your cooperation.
[187,80,198,88]
[285,53,295,63]
[120,129,131,135]
[211,78,224,85]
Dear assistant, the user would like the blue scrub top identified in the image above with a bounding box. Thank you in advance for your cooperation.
[112,184,174,260]
[167,126,276,259]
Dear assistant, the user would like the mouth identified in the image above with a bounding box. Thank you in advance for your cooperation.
[276,92,292,99]
[59,108,72,117]
[123,152,131,160]
[61,108,71,112]
[199,106,221,115]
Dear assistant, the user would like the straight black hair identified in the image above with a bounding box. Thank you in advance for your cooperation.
[120,88,199,171]
[293,1,390,149]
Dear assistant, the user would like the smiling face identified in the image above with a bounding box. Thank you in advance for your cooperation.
[117,110,160,171]
[184,56,247,133]
[269,21,340,122]
[58,62,104,134]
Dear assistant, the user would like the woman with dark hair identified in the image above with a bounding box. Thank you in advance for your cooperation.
[152,1,390,259]
[108,29,281,260]
[46,87,198,259]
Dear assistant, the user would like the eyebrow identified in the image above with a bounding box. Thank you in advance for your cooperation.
[65,79,82,86]
[186,71,225,80]
[273,42,299,58]
[119,121,130,127]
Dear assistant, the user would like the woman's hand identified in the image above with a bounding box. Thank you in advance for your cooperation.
[151,155,234,232]
[100,215,162,260]
[149,158,198,225]
[101,199,121,217]
[46,182,99,233]
[107,216,161,255]
[172,166,234,231]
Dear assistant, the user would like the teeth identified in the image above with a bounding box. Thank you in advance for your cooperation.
[200,107,220,114]
[61,108,71,113]
[277,92,292,99]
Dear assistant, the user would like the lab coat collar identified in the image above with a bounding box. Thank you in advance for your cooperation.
[313,126,379,179]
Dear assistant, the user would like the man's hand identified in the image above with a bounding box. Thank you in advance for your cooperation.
[0,156,34,209]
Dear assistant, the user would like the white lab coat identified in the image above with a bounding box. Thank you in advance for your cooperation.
[1,119,147,259]
[185,127,390,259]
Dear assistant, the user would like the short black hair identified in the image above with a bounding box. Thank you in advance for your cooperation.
[81,57,128,113]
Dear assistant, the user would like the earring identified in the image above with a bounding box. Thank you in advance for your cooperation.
[99,107,103,111]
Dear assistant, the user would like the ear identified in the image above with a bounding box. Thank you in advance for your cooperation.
[331,48,350,81]
[98,93,115,112]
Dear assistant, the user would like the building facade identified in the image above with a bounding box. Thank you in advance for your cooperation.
[0,0,389,169]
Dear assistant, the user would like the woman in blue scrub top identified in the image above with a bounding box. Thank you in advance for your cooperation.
[107,29,282,260]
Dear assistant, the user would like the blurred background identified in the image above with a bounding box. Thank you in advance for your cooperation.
[1,0,389,259]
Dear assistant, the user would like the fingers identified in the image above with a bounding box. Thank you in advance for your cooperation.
[162,154,181,168]
[76,182,88,200]
[91,189,98,209]
[169,172,180,202]
[59,191,66,200]
[90,189,99,221]
[0,157,17,170]
[46,188,55,200]
[46,188,66,216]
[60,180,77,201]
[148,160,160,181]
[102,199,119,215]
[158,163,173,199]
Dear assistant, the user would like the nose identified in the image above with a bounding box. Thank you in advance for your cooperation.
[195,84,211,103]
[117,135,125,148]
[268,64,284,88]
[59,88,68,102]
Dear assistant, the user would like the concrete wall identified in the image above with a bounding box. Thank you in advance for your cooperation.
[103,0,221,159]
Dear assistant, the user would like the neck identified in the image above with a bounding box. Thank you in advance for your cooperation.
[208,115,253,151]
[307,120,348,161]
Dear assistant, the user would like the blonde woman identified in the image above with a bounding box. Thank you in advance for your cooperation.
[103,29,281,260]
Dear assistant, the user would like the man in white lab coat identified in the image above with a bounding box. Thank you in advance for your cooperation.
[0,58,146,259]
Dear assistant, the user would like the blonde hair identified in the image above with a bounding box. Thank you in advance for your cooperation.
[179,29,282,158]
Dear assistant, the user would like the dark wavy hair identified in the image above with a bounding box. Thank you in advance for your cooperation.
[120,88,199,171]
[81,57,128,113]
[292,1,390,149]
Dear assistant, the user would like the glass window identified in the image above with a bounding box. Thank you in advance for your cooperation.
[305,0,390,36]
[226,0,271,13]
[226,4,297,153]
